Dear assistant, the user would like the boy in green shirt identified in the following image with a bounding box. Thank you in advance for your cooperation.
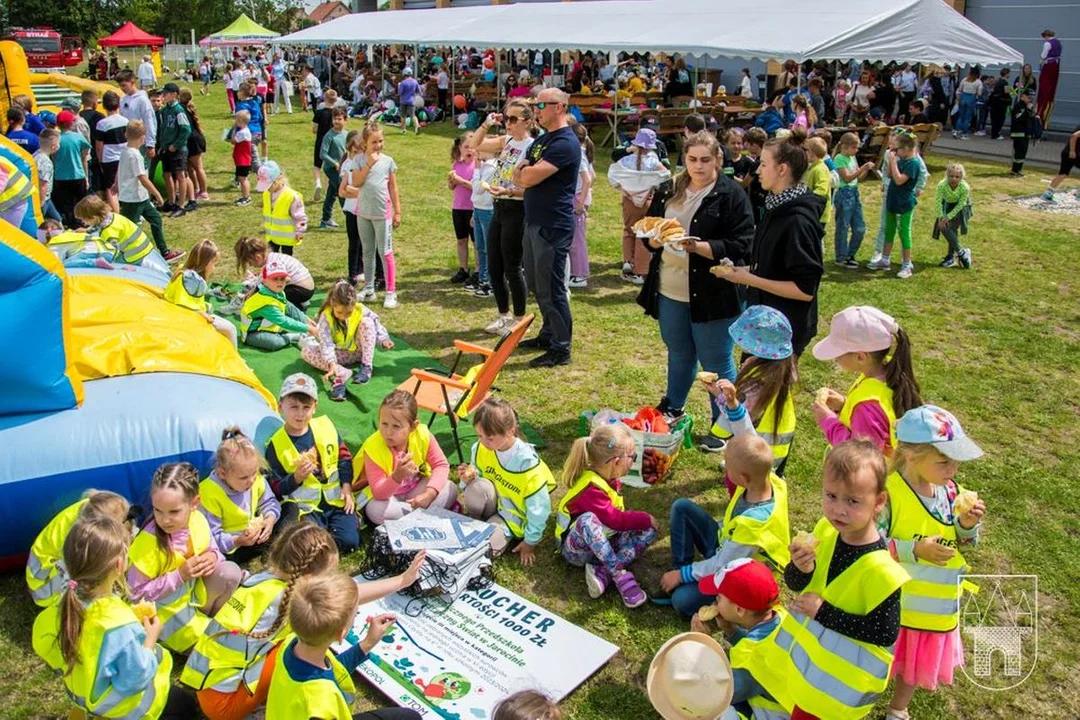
[318,108,348,230]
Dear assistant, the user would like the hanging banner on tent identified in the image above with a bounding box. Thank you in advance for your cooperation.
[341,580,619,718]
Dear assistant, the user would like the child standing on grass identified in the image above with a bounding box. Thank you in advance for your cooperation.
[117,120,179,262]
[340,130,380,287]
[609,128,671,285]
[569,122,595,289]
[469,148,497,298]
[239,259,318,351]
[180,88,210,202]
[351,122,401,308]
[256,161,307,255]
[231,110,253,206]
[51,110,91,227]
[164,239,238,346]
[832,132,875,267]
[870,131,922,279]
[868,130,928,272]
[555,423,657,609]
[94,90,127,212]
[880,406,986,720]
[801,134,832,236]
[448,133,477,287]
[318,107,348,230]
[933,163,973,269]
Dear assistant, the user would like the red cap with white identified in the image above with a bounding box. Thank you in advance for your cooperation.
[262,258,289,279]
[697,558,778,612]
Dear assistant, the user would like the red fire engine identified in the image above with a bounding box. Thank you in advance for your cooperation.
[5,28,83,70]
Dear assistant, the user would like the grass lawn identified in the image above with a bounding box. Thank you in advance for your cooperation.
[2,79,1078,719]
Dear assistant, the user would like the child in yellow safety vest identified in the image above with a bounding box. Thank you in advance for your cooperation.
[37,218,124,270]
[0,153,33,230]
[127,462,243,654]
[300,280,394,402]
[199,426,281,564]
[265,571,421,720]
[811,305,923,456]
[457,397,555,563]
[74,194,158,266]
[358,390,456,525]
[255,160,307,255]
[879,406,986,720]
[752,441,910,720]
[32,516,199,718]
[164,239,239,347]
[240,258,319,351]
[26,490,132,608]
[555,422,657,609]
[658,435,790,618]
[265,373,360,554]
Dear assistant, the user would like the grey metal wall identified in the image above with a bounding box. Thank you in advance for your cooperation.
[964,0,1079,130]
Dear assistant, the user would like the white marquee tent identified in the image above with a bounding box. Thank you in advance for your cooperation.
[272,0,1022,66]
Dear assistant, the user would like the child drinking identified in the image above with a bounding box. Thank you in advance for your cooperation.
[265,373,359,554]
[351,122,401,308]
[127,462,243,654]
[932,163,973,269]
[812,305,922,455]
[469,148,497,297]
[457,398,555,562]
[199,427,280,563]
[74,194,156,267]
[870,131,922,278]
[555,423,657,608]
[358,390,456,525]
[239,258,318,351]
[569,122,595,289]
[881,406,986,720]
[164,239,239,347]
[448,133,476,286]
[832,132,875,267]
[301,280,395,401]
[233,235,316,309]
[659,435,790,617]
[255,160,306,255]
[231,110,253,206]
[33,517,197,718]
[608,128,671,284]
[26,490,131,608]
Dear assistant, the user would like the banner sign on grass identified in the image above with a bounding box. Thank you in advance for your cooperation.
[344,580,619,719]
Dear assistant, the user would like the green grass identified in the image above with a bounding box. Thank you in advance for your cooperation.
[2,79,1079,719]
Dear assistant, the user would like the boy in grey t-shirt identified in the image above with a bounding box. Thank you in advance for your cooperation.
[34,129,61,222]
[116,119,181,262]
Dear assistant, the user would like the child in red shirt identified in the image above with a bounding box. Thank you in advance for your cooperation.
[231,109,253,206]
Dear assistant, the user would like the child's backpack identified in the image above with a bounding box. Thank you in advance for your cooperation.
[1031,115,1044,141]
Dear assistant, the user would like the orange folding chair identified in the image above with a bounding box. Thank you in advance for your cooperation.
[396,314,534,462]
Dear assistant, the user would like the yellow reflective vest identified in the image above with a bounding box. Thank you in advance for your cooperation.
[269,416,343,515]
[718,473,791,571]
[711,383,797,471]
[266,637,356,720]
[354,423,433,514]
[97,213,153,264]
[198,472,271,552]
[263,187,302,246]
[554,470,625,544]
[471,442,555,539]
[26,499,89,607]
[181,571,288,693]
[240,286,288,339]
[32,595,173,719]
[837,374,897,452]
[128,511,212,653]
[0,156,32,214]
[729,608,794,720]
[164,270,210,313]
[321,305,363,352]
[752,517,909,719]
[885,472,969,632]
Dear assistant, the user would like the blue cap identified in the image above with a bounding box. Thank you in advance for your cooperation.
[896,405,983,461]
[39,110,57,126]
[728,305,793,360]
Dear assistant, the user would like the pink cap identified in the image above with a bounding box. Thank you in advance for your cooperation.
[811,305,898,360]
[262,258,289,280]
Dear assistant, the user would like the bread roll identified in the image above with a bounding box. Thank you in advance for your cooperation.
[697,604,720,621]
[132,601,157,622]
[954,490,979,516]
[793,530,819,550]
[697,371,720,384]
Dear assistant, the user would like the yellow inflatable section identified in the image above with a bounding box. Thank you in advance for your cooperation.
[0,40,36,118]
[67,275,276,407]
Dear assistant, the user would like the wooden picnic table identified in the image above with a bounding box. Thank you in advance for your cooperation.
[594,106,645,147]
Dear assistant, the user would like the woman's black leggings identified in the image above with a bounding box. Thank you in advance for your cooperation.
[486,199,527,316]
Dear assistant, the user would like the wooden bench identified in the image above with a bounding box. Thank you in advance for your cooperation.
[570,94,612,126]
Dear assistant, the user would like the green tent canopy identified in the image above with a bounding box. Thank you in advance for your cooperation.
[199,14,280,47]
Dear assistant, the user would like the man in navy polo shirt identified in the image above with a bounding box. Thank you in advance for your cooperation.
[513,88,581,368]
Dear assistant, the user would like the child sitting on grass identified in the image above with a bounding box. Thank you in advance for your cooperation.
[232,235,316,310]
[163,239,238,347]
[239,258,318,351]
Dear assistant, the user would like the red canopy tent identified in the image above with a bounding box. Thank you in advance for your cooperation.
[98,22,165,48]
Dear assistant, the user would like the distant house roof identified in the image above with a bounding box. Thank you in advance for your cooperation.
[308,1,350,24]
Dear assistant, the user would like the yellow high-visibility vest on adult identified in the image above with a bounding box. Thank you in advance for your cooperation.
[885,472,969,631]
[266,637,356,720]
[0,156,32,214]
[32,595,173,719]
[354,423,434,514]
[97,213,153,264]
[711,384,797,471]
[263,187,302,246]
[269,416,343,515]
[321,305,363,352]
[751,517,909,719]
[26,498,88,607]
[718,473,791,571]
[729,607,794,720]
[838,374,897,451]
[554,470,624,544]
[180,571,287,693]
[473,442,556,539]
[128,511,213,653]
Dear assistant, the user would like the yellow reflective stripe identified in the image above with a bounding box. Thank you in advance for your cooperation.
[26,552,52,581]
[776,624,883,712]
[787,614,890,680]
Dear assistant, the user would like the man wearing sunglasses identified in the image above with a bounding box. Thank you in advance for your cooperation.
[511,88,580,368]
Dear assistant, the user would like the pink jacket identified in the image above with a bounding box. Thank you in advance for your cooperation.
[363,440,450,501]
[566,480,653,533]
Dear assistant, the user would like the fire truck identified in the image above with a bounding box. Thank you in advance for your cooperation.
[4,28,83,71]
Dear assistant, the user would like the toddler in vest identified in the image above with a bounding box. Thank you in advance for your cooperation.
[231,235,316,310]
[127,463,243,654]
[457,398,555,563]
[701,305,798,479]
[692,558,785,718]
[33,517,198,718]
[556,423,657,609]
[256,160,306,255]
[357,390,456,525]
[240,258,318,351]
[880,406,986,720]
[266,572,419,720]
[300,280,394,402]
[265,373,359,554]
[658,435,789,618]
[164,239,239,347]
[199,427,280,564]
[26,490,131,608]
[812,305,922,456]
[74,194,163,270]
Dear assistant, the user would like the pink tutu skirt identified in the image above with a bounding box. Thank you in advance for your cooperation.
[890,626,963,690]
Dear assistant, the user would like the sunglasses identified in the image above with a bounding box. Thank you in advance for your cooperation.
[535,101,561,110]
[506,115,523,124]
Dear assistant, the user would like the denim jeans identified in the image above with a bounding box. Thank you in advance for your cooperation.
[833,185,866,261]
[472,207,492,284]
[668,498,720,617]
[321,165,342,223]
[955,93,977,134]
[657,294,737,420]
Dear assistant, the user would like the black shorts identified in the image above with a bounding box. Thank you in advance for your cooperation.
[101,161,120,190]
[1059,149,1077,177]
[452,208,473,239]
[187,132,207,157]
[161,149,189,174]
[235,165,252,178]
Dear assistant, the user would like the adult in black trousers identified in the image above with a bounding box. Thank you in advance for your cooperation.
[989,68,1012,140]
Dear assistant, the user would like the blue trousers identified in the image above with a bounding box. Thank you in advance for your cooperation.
[955,93,977,134]
[669,498,719,617]
[472,207,492,284]
[523,223,573,353]
[657,295,737,420]
[833,185,866,261]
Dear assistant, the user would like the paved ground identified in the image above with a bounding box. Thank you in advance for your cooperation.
[933,132,1064,170]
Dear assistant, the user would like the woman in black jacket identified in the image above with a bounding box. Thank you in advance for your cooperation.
[636,132,755,427]
[716,130,824,356]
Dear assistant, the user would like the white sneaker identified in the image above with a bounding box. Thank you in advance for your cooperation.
[897,264,914,279]
[867,258,891,271]
[358,288,376,302]
[621,261,632,275]
[484,315,512,335]
[868,251,883,266]
[383,292,398,309]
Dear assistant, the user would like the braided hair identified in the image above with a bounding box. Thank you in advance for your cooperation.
[247,522,338,640]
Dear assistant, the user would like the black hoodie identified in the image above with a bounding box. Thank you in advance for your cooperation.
[748,191,825,355]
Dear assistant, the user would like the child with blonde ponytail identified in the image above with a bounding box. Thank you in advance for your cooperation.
[555,423,657,608]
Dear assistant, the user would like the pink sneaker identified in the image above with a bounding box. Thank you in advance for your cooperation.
[613,570,647,608]
[584,563,610,598]
[196,192,211,201]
